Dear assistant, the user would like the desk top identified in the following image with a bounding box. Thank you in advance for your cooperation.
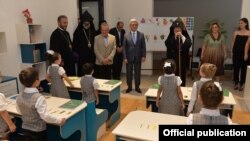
[112,110,187,141]
[145,87,236,106]
[6,95,87,124]
[65,78,122,92]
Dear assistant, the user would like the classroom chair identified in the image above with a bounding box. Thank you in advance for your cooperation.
[86,101,108,141]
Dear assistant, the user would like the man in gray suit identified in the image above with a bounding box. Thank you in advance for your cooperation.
[123,19,146,93]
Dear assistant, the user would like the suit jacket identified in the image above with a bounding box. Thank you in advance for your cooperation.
[123,31,146,62]
[94,34,116,65]
[109,27,125,47]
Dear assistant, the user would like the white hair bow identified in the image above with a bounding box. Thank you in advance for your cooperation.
[164,62,171,67]
[214,82,222,91]
[47,50,54,55]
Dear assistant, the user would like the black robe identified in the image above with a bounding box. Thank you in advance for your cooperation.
[165,31,192,86]
[73,27,96,76]
[50,28,76,76]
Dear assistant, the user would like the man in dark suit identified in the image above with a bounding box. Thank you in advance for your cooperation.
[50,15,76,76]
[109,21,126,80]
[123,19,146,93]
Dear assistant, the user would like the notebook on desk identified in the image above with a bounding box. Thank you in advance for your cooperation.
[68,76,80,81]
[223,89,229,97]
[151,83,159,89]
[59,99,83,110]
[104,80,120,85]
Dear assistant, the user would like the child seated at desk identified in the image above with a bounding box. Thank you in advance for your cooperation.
[0,93,16,140]
[156,59,185,116]
[187,80,232,124]
[46,50,74,98]
[17,67,65,141]
[187,63,217,116]
[80,63,100,105]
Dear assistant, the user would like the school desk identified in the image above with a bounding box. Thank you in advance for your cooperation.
[65,78,122,127]
[112,110,187,141]
[6,95,87,141]
[145,87,236,117]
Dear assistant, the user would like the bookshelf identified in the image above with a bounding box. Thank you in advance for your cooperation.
[20,43,46,63]
[16,24,47,80]
[16,24,43,44]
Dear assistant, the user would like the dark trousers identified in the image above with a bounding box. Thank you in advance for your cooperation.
[94,65,112,79]
[21,128,47,141]
[112,52,123,80]
[233,57,247,86]
[126,61,141,89]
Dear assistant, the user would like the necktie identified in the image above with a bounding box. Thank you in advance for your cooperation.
[118,31,121,46]
[132,32,136,44]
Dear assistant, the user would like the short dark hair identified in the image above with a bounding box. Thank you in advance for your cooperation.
[57,15,67,22]
[82,63,94,75]
[19,67,39,87]
[200,80,223,109]
[117,21,124,26]
[163,59,176,74]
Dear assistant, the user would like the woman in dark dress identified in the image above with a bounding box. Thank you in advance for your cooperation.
[231,18,250,91]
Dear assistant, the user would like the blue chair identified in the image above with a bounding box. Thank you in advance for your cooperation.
[86,101,108,141]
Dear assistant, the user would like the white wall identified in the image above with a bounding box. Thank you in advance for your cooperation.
[104,0,153,31]
[1,0,249,77]
[241,0,250,20]
[105,0,154,75]
[0,0,78,77]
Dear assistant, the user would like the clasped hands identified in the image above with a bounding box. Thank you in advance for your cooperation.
[175,32,183,39]
[103,58,110,65]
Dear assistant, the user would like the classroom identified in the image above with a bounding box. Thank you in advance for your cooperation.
[0,0,250,141]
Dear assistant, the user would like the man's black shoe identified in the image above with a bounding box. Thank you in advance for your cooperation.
[135,88,141,93]
[126,88,132,93]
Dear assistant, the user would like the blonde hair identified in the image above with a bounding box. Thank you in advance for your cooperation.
[200,63,217,78]
[210,22,221,33]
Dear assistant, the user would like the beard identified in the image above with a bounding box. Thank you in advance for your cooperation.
[83,25,90,29]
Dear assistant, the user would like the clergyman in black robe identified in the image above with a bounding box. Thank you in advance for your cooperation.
[165,18,192,86]
[73,11,96,76]
[50,15,76,76]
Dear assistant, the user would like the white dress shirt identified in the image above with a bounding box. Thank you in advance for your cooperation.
[84,75,100,89]
[16,88,62,124]
[158,74,182,86]
[47,64,65,75]
[187,77,212,113]
[187,108,232,124]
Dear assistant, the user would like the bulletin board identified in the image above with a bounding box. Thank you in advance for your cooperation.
[136,17,194,51]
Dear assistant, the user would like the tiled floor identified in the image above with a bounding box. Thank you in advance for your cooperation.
[99,69,250,141]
